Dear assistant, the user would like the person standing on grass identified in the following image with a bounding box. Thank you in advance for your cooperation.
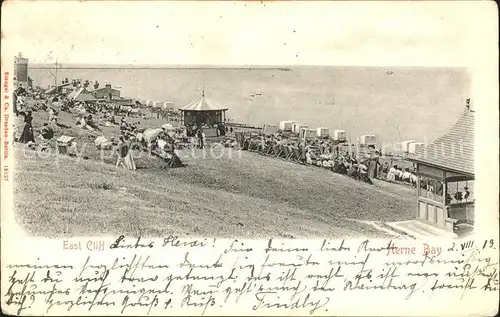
[18,110,34,144]
[116,136,129,169]
[197,129,204,149]
[123,136,137,170]
[299,142,306,163]
[368,150,381,179]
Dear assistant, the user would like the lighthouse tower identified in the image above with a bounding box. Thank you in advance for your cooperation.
[14,52,29,88]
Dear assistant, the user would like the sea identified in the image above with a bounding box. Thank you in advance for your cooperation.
[28,65,470,145]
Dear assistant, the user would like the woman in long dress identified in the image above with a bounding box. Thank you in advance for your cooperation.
[116,136,136,170]
[18,111,35,143]
[123,137,136,170]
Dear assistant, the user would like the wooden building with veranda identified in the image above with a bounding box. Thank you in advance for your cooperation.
[408,100,474,234]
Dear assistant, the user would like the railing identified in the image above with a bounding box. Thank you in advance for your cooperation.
[448,201,475,225]
[226,122,262,130]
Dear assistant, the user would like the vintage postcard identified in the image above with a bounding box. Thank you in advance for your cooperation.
[1,1,499,316]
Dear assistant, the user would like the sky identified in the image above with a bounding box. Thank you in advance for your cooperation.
[1,1,496,68]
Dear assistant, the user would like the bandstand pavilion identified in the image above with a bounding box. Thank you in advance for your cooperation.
[179,90,228,137]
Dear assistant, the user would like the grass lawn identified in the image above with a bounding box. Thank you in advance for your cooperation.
[13,147,415,238]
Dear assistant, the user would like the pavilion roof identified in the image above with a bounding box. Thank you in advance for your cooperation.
[407,110,474,176]
[180,96,228,112]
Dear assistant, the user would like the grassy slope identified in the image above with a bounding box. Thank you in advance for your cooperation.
[13,107,415,238]
[14,147,415,238]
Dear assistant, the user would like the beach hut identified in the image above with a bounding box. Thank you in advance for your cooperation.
[407,106,474,233]
[292,123,308,134]
[333,130,347,142]
[359,134,377,147]
[401,140,416,153]
[316,127,330,138]
[299,128,316,140]
[408,142,425,155]
[163,101,175,109]
[279,121,295,131]
[262,124,279,134]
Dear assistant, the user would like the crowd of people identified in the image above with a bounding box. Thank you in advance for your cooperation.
[186,122,231,138]
[386,165,418,185]
[232,130,426,189]
[117,119,185,168]
[235,131,385,185]
[13,83,187,170]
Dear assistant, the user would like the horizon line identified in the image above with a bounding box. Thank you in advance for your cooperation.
[28,64,466,70]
